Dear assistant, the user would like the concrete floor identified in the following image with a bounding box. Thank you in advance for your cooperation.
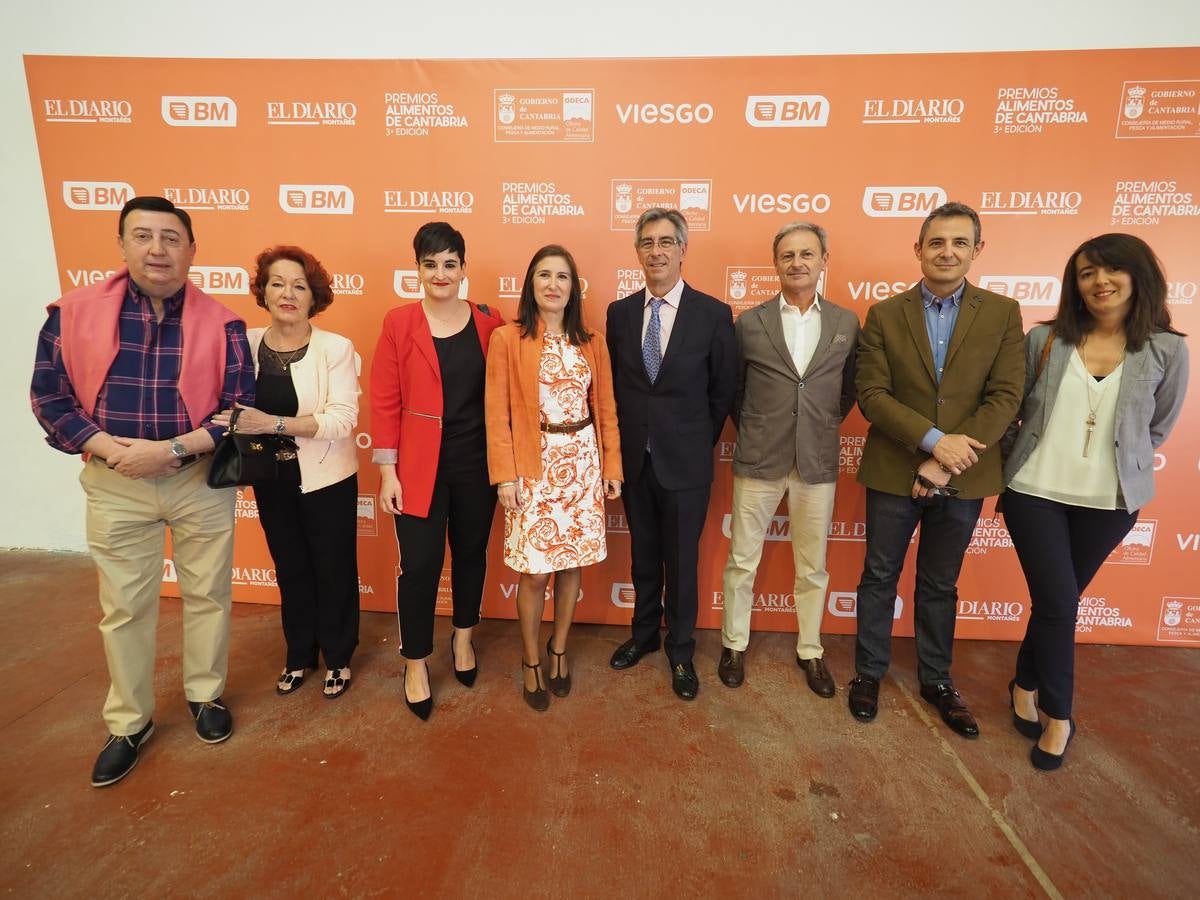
[1,550,1198,898]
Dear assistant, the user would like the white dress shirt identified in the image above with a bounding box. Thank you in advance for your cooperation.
[640,278,686,352]
[778,293,823,377]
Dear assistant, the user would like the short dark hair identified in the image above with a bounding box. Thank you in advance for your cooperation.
[1053,233,1184,352]
[251,246,335,318]
[515,245,591,346]
[118,196,194,243]
[917,201,981,246]
[413,221,466,265]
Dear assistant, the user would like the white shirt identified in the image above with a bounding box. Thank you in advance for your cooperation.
[640,278,685,352]
[778,293,823,377]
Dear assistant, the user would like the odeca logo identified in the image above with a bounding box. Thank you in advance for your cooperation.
[278,184,354,215]
[745,95,830,128]
[862,186,946,218]
[611,583,636,608]
[161,96,237,127]
[827,591,904,619]
[394,271,468,300]
[188,266,249,295]
[978,275,1060,307]
[615,101,714,125]
[63,181,134,211]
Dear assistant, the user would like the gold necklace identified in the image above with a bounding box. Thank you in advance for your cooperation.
[1079,338,1125,458]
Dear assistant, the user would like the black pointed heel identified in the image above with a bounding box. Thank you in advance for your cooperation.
[403,665,432,721]
[450,629,478,688]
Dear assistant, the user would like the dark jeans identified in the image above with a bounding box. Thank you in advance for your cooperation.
[622,451,710,665]
[1003,489,1137,719]
[393,463,496,660]
[253,466,360,671]
[854,487,983,685]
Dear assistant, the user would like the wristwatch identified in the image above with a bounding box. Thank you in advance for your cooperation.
[169,439,187,458]
[274,416,286,435]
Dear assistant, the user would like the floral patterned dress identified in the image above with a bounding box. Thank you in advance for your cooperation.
[503,333,607,574]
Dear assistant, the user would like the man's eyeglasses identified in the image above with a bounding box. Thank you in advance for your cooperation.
[637,237,680,251]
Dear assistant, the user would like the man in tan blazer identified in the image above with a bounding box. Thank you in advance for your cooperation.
[849,202,1023,738]
[719,222,859,696]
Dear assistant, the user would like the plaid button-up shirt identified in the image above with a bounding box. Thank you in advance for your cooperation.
[31,280,255,454]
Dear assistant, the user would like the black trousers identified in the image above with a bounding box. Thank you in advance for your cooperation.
[393,464,496,660]
[1003,489,1137,719]
[854,487,983,685]
[621,451,711,665]
[253,466,360,671]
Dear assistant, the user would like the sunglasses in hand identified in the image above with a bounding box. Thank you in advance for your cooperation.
[914,473,960,497]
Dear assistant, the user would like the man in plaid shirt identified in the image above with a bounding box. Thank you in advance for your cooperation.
[31,196,255,787]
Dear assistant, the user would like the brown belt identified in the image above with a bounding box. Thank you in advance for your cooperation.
[540,415,593,434]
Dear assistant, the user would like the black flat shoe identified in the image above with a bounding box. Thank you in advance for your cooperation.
[91,720,154,788]
[848,675,880,722]
[188,698,233,744]
[1031,718,1076,771]
[919,682,980,739]
[1008,678,1043,740]
[324,668,352,700]
[450,629,478,688]
[609,638,659,670]
[403,665,432,721]
[671,662,699,701]
[522,660,550,712]
[276,668,308,696]
[546,638,571,697]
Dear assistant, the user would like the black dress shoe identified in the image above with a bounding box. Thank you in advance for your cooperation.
[798,656,836,698]
[1031,718,1076,771]
[450,630,478,688]
[671,662,699,700]
[1008,678,1043,740]
[848,675,880,721]
[546,638,571,698]
[403,665,432,721]
[609,638,659,670]
[920,682,980,739]
[91,720,154,787]
[717,648,744,688]
[188,698,233,743]
[522,661,550,712]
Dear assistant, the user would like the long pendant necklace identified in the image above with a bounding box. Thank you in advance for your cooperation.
[1080,340,1124,458]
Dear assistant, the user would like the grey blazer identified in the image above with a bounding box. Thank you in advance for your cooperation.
[1002,324,1189,511]
[732,295,860,483]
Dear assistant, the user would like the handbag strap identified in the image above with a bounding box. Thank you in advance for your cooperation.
[228,406,243,433]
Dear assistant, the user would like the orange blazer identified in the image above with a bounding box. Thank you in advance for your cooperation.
[485,321,622,485]
[370,301,504,518]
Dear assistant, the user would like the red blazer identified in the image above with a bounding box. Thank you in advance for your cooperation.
[370,301,504,518]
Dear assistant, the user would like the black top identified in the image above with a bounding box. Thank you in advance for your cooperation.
[255,339,306,417]
[433,316,486,472]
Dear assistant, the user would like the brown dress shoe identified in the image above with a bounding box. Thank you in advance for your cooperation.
[798,656,836,697]
[718,648,744,688]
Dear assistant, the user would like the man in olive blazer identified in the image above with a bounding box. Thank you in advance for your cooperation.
[719,222,859,696]
[849,202,1024,738]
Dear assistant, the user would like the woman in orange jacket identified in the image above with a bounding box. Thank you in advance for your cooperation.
[371,222,503,720]
[485,245,622,711]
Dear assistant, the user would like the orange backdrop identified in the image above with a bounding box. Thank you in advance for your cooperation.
[25,50,1200,646]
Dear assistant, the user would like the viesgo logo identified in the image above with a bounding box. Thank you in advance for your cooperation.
[188,267,249,295]
[862,186,946,217]
[978,275,1060,307]
[278,184,355,215]
[615,101,714,125]
[63,181,134,211]
[744,95,830,128]
[161,96,237,127]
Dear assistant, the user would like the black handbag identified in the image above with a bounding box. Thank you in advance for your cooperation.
[206,407,279,488]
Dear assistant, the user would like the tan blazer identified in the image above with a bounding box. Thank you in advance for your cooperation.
[855,282,1024,499]
[485,321,622,485]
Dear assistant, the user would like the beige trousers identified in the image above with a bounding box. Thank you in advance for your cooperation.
[721,472,836,658]
[80,457,236,735]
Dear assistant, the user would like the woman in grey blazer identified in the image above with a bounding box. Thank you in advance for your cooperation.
[1001,233,1188,770]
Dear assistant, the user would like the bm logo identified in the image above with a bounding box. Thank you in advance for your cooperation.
[744,95,829,128]
[979,276,1061,307]
[62,181,134,211]
[188,266,249,295]
[161,96,237,127]
[279,184,355,215]
[862,186,946,218]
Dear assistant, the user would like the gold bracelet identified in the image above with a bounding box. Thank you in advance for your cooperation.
[498,480,517,487]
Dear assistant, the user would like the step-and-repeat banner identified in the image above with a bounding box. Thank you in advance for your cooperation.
[25,50,1200,646]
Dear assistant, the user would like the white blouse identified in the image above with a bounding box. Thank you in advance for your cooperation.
[1009,350,1125,510]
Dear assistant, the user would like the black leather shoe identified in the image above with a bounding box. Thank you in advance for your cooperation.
[91,720,154,787]
[920,682,980,739]
[1008,678,1043,740]
[450,629,478,688]
[717,648,744,688]
[798,656,836,698]
[522,661,550,712]
[671,662,699,700]
[403,665,433,721]
[848,675,880,721]
[546,638,571,698]
[609,638,659,670]
[1031,718,1076,771]
[187,698,233,744]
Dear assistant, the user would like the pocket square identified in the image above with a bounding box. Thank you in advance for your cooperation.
[833,334,849,343]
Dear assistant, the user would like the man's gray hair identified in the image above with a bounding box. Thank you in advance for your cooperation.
[634,208,689,247]
[772,221,828,258]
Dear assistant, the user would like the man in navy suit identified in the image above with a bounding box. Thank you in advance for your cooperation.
[606,208,737,700]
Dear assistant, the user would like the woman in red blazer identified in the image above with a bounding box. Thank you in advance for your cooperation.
[370,222,503,720]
